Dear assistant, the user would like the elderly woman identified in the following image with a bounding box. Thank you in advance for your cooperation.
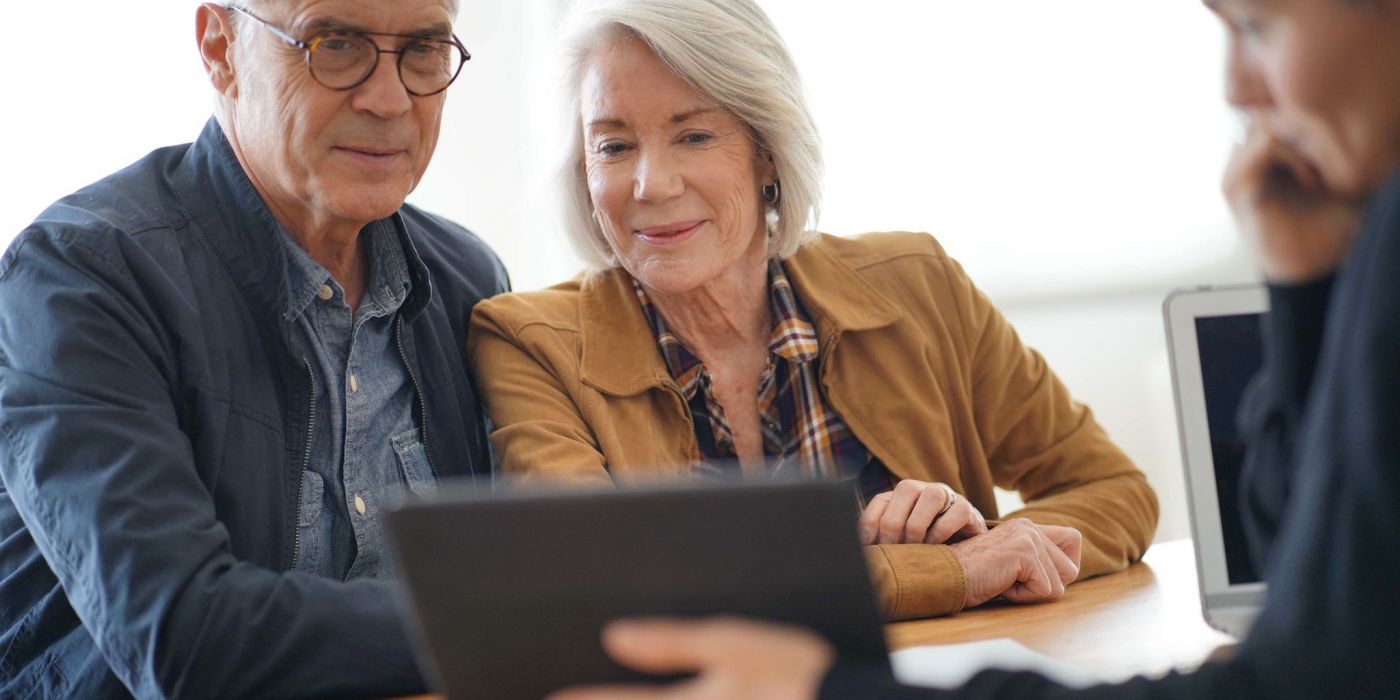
[468,0,1157,621]
[551,0,1400,698]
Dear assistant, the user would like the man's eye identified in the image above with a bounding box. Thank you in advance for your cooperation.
[406,41,446,56]
[317,35,362,52]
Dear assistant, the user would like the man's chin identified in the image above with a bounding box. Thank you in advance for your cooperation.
[324,187,413,226]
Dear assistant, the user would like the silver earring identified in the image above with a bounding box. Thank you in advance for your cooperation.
[761,181,780,205]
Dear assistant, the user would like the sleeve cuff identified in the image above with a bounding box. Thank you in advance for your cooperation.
[865,544,967,621]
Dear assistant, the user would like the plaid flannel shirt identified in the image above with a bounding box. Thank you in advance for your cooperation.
[633,260,895,501]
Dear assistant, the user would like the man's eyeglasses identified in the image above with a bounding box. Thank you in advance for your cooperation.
[226,5,470,96]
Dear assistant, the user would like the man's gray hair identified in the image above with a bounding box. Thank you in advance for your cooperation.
[554,0,823,270]
[224,1,463,31]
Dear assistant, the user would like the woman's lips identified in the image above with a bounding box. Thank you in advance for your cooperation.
[634,220,704,244]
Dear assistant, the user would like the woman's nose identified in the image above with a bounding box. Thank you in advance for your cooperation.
[633,149,684,202]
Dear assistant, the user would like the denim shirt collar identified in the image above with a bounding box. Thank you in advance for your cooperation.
[275,220,413,321]
[174,117,433,324]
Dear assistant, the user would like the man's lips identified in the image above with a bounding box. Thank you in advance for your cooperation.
[334,146,407,159]
[634,220,704,243]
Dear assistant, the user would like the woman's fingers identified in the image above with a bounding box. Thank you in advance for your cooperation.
[861,480,986,545]
[903,486,944,544]
[876,480,925,544]
[924,497,978,544]
[856,492,891,545]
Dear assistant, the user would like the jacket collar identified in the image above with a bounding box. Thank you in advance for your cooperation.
[579,267,675,397]
[174,117,433,325]
[782,235,903,336]
[578,234,902,396]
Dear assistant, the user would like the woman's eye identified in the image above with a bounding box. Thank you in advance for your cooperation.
[596,142,629,156]
[681,133,712,145]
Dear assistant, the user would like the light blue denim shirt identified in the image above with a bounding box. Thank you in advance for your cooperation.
[277,222,436,580]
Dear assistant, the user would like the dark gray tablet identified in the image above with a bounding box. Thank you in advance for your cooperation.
[385,478,891,700]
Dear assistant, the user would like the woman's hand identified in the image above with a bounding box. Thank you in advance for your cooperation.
[949,519,1082,608]
[857,479,988,545]
[547,617,834,700]
[1224,125,1364,283]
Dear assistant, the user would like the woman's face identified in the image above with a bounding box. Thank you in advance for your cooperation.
[579,35,775,294]
[1209,0,1400,197]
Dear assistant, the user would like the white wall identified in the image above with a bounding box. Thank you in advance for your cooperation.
[1,1,1253,542]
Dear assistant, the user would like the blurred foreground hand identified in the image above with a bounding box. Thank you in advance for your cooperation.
[547,617,834,700]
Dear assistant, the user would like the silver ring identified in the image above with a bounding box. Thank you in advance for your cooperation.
[936,484,958,516]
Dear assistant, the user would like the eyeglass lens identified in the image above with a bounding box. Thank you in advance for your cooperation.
[308,32,464,95]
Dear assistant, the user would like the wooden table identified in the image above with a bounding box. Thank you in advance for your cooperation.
[886,538,1234,682]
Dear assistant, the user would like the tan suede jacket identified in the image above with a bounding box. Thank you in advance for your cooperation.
[468,232,1159,620]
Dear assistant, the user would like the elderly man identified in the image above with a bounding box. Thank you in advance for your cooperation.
[0,1,504,697]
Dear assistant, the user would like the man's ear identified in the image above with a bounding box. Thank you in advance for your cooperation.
[196,3,238,98]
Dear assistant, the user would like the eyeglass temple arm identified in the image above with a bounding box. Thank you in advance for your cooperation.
[224,4,309,50]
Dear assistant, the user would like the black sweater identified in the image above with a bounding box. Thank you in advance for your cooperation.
[821,167,1400,699]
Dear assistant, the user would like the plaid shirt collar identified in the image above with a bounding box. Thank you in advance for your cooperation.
[633,259,820,398]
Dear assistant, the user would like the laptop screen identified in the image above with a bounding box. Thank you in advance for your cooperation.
[1194,312,1265,585]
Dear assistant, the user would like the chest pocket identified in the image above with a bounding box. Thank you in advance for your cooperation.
[391,427,437,497]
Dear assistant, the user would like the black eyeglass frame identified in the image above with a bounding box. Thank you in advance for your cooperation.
[225,4,471,96]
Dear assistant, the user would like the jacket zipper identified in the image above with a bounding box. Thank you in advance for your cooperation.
[396,316,440,480]
[292,355,315,569]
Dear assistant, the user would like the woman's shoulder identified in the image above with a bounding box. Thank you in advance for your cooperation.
[785,231,992,335]
[470,272,592,336]
[803,231,954,268]
[470,265,641,337]
[793,231,966,289]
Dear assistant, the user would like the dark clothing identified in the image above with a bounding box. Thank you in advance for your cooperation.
[0,118,508,698]
[820,168,1400,698]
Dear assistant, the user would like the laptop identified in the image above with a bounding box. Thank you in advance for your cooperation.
[1164,285,1269,639]
[384,479,891,700]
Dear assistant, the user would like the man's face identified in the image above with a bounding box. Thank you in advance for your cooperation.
[1208,0,1400,197]
[225,0,457,231]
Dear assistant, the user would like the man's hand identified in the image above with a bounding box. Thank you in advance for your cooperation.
[949,519,1082,608]
[1224,125,1364,283]
[857,480,988,545]
[547,617,834,700]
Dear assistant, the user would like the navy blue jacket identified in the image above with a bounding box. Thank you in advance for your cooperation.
[821,169,1400,698]
[0,119,509,698]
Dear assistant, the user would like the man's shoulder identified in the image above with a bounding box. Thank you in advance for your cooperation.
[398,204,509,298]
[2,143,195,282]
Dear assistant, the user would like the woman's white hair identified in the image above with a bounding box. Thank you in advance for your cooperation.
[554,0,823,270]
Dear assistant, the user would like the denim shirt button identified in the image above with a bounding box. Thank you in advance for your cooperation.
[354,495,366,515]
